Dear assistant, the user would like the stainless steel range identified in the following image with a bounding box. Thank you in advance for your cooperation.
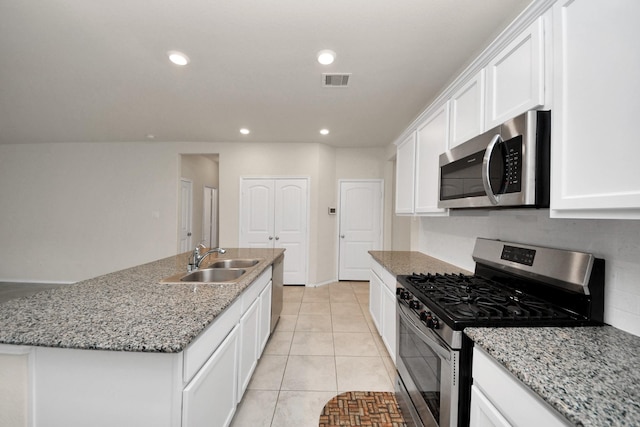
[394,238,605,427]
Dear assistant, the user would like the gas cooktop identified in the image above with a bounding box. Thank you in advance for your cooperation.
[396,238,605,331]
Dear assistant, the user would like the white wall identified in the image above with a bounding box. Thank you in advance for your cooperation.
[0,142,178,282]
[0,141,387,286]
[418,210,640,336]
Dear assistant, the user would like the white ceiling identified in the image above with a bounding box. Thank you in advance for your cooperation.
[0,0,532,147]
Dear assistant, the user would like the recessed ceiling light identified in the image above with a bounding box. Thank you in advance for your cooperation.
[317,50,336,65]
[240,128,250,135]
[320,129,330,135]
[167,50,190,66]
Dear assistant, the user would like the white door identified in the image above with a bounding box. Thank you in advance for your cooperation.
[240,178,308,284]
[275,179,308,284]
[179,179,193,253]
[338,180,383,281]
[240,180,275,249]
[203,187,218,248]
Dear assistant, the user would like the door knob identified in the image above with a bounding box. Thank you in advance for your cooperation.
[275,236,280,240]
[268,236,273,240]
[187,232,192,237]
[340,235,345,238]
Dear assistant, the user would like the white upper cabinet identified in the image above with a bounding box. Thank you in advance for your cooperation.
[395,132,417,214]
[550,0,640,219]
[449,70,485,148]
[415,102,449,215]
[485,16,545,129]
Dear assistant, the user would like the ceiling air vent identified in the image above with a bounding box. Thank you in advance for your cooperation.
[322,73,351,87]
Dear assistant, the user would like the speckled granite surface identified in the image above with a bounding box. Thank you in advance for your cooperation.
[0,248,284,353]
[369,250,471,276]
[465,326,640,427]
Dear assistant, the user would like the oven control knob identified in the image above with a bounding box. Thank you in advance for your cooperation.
[396,288,403,295]
[400,290,412,300]
[432,318,440,329]
[409,300,422,310]
[420,311,431,322]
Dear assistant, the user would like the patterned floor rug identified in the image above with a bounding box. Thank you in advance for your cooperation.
[318,391,407,427]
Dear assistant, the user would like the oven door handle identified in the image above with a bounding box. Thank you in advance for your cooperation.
[397,302,451,361]
[482,133,502,205]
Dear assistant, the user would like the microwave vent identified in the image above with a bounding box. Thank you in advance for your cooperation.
[322,73,351,87]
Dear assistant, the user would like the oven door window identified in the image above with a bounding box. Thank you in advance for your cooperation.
[399,315,442,424]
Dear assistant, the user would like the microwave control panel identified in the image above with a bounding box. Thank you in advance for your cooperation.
[502,136,522,193]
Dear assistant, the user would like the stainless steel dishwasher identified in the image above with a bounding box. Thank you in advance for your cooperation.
[270,253,284,333]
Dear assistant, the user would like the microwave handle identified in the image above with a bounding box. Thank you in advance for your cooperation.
[482,134,502,205]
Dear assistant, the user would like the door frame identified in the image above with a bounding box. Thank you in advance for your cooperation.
[179,178,194,253]
[337,179,384,281]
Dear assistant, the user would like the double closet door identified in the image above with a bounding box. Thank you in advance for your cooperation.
[240,178,308,285]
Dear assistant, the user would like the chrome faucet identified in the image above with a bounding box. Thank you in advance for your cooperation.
[189,245,226,271]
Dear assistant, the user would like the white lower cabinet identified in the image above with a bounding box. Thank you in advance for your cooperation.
[258,281,273,354]
[369,267,383,331]
[237,298,260,402]
[183,325,239,427]
[471,347,570,427]
[380,283,397,363]
[470,385,512,427]
[369,257,397,363]
[21,267,274,427]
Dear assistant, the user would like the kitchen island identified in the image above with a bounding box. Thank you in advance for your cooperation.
[465,326,640,427]
[0,248,284,427]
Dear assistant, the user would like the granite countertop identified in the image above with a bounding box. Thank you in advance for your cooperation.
[465,326,640,427]
[369,250,472,276]
[0,248,284,353]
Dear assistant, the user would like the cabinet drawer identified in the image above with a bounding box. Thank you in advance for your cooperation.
[183,298,241,384]
[241,267,272,313]
[370,258,396,293]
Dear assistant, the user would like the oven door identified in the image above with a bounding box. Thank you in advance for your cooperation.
[396,303,459,427]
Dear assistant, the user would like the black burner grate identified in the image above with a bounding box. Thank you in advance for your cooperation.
[402,273,573,322]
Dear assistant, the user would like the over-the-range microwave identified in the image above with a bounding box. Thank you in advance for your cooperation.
[438,110,550,209]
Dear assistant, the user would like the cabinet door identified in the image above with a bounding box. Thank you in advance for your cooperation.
[395,132,417,214]
[470,385,513,427]
[183,325,239,427]
[485,16,545,129]
[449,71,485,148]
[551,0,640,219]
[258,281,272,355]
[415,102,449,215]
[369,269,383,333]
[380,283,397,363]
[237,298,260,402]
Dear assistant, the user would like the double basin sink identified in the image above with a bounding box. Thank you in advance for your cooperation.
[161,258,264,284]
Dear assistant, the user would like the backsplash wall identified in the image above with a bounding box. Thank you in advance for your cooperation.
[417,210,640,337]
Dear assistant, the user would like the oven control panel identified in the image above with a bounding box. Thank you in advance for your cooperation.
[501,244,536,266]
[397,287,440,330]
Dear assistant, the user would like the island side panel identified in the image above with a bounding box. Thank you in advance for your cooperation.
[34,347,183,427]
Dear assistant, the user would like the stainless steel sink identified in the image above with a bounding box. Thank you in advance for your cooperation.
[160,257,265,284]
[179,268,246,283]
[205,259,261,269]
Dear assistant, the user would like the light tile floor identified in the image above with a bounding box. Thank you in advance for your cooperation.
[230,281,396,427]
